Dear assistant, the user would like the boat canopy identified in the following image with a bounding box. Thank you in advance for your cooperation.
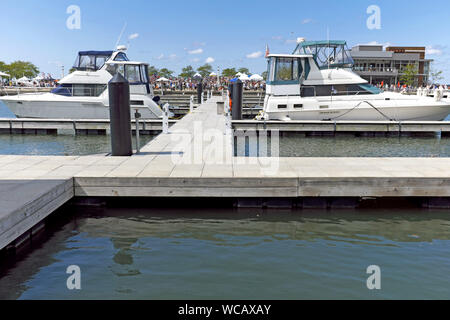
[293,40,354,70]
[73,50,121,71]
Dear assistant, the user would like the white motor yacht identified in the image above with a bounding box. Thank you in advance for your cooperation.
[259,40,450,121]
[1,47,163,119]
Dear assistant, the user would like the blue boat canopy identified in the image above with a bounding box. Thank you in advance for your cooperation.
[78,51,114,56]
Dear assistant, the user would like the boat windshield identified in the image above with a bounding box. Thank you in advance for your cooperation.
[294,41,354,69]
[73,51,114,71]
[106,63,149,84]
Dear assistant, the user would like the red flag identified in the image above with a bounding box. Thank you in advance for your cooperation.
[265,44,270,58]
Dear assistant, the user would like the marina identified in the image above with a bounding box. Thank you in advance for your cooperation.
[1,0,450,302]
[1,96,450,253]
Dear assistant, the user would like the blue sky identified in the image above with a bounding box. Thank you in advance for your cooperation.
[1,0,449,81]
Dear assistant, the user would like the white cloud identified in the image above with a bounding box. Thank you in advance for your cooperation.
[301,18,313,24]
[427,46,443,56]
[246,51,263,59]
[191,58,200,62]
[169,54,177,59]
[128,33,139,40]
[205,57,215,63]
[285,39,297,44]
[188,48,203,55]
[272,35,283,40]
[155,54,164,60]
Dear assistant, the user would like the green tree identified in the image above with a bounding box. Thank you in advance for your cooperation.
[261,71,268,80]
[0,61,7,72]
[238,67,250,75]
[430,68,444,84]
[400,64,418,87]
[147,65,159,77]
[179,65,195,78]
[222,68,237,78]
[158,68,174,78]
[197,64,213,78]
[5,61,39,79]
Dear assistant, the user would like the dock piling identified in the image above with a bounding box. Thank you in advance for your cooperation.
[108,73,132,156]
[232,80,243,120]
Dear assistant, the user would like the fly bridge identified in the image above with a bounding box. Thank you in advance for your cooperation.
[1,94,450,252]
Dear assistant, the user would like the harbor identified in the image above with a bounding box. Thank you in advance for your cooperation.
[1,95,450,254]
[1,0,450,302]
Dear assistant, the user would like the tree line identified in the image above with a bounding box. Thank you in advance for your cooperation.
[149,64,267,79]
[0,61,39,79]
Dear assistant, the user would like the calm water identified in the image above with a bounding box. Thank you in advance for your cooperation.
[1,101,450,157]
[0,206,449,300]
[1,101,450,300]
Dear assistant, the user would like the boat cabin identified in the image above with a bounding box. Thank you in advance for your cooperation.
[106,61,152,94]
[72,50,129,71]
[266,53,381,97]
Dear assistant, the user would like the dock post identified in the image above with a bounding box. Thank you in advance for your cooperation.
[190,95,194,112]
[134,109,141,154]
[108,73,132,156]
[197,81,203,104]
[162,103,169,134]
[232,79,243,120]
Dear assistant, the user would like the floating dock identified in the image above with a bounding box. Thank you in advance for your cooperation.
[2,118,450,136]
[1,96,450,251]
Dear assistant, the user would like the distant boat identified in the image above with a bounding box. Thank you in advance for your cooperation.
[259,40,450,121]
[1,47,163,119]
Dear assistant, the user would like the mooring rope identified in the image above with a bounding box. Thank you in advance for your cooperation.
[328,100,396,121]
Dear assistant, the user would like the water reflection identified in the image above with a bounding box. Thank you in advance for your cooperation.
[0,206,449,300]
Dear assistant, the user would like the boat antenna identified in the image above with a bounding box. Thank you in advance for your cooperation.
[115,22,128,49]
[327,26,330,70]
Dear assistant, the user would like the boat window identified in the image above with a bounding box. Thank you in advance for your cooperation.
[51,84,72,96]
[125,65,141,83]
[114,52,129,61]
[300,84,382,97]
[95,56,108,70]
[141,65,149,83]
[275,58,299,81]
[51,84,106,97]
[79,55,96,70]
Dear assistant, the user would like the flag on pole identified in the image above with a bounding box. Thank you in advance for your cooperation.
[265,44,270,58]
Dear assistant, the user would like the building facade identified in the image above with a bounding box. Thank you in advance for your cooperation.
[350,45,432,87]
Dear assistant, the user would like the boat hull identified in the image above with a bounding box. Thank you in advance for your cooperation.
[1,93,163,119]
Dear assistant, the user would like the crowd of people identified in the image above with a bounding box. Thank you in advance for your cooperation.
[374,82,449,94]
[150,76,266,92]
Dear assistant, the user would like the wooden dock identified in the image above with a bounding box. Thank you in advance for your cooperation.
[1,96,450,251]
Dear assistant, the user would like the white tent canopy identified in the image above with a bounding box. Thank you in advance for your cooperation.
[33,75,44,81]
[209,72,217,76]
[239,74,251,81]
[235,72,243,77]
[156,77,169,82]
[0,71,10,77]
[18,76,30,82]
[250,74,264,81]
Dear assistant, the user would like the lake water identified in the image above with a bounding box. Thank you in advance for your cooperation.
[0,205,449,300]
[1,101,450,157]
[0,101,449,300]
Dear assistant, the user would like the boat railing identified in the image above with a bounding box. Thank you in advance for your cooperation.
[0,86,51,97]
